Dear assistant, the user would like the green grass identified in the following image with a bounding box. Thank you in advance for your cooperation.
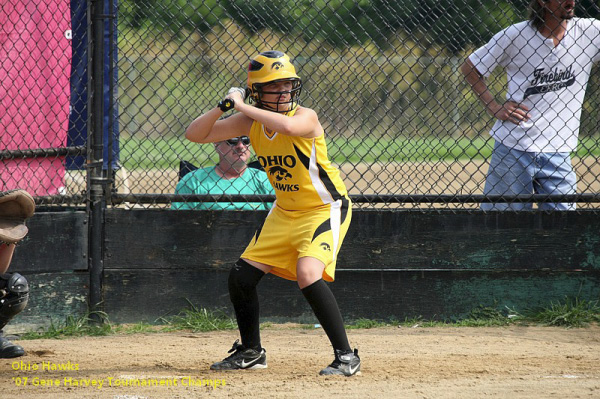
[346,318,398,329]
[18,297,600,340]
[21,312,116,339]
[117,134,600,170]
[453,305,517,327]
[120,135,496,170]
[345,309,513,329]
[522,297,600,328]
[157,303,237,332]
[344,299,599,329]
[118,322,162,335]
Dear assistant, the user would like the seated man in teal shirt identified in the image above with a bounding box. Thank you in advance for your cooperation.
[172,136,273,210]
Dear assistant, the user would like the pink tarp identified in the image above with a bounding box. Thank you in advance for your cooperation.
[0,0,72,195]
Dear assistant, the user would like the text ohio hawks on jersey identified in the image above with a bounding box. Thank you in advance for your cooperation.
[248,109,347,211]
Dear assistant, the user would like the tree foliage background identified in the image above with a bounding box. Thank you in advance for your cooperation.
[117,0,599,140]
[113,0,600,205]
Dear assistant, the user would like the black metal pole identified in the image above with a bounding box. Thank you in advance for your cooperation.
[106,0,115,197]
[88,0,107,324]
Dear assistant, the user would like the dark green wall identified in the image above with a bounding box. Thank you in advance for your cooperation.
[9,211,89,329]
[9,209,600,327]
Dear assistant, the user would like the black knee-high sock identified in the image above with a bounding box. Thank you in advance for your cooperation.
[228,259,265,350]
[301,279,351,351]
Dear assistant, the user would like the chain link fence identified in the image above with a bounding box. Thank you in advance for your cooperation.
[1,0,599,211]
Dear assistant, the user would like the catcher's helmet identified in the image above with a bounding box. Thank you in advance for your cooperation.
[247,51,302,113]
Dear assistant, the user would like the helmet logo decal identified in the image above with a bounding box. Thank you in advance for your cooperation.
[271,61,284,70]
[249,60,264,72]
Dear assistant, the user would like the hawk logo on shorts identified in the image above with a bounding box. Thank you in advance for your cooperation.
[320,242,331,252]
[271,61,284,70]
[269,166,292,181]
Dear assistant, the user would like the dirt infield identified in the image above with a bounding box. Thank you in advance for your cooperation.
[65,158,600,196]
[2,324,599,398]
[63,158,600,210]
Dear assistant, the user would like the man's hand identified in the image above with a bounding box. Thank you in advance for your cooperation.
[488,101,531,125]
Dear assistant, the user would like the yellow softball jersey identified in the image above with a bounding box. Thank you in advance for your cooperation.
[248,108,348,211]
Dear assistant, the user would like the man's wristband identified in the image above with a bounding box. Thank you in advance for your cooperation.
[218,98,234,112]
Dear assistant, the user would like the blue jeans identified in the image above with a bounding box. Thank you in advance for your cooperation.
[482,141,577,211]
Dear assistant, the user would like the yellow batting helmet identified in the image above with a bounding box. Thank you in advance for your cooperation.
[247,51,302,113]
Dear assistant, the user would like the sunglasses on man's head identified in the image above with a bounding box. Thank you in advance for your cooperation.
[225,136,251,146]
